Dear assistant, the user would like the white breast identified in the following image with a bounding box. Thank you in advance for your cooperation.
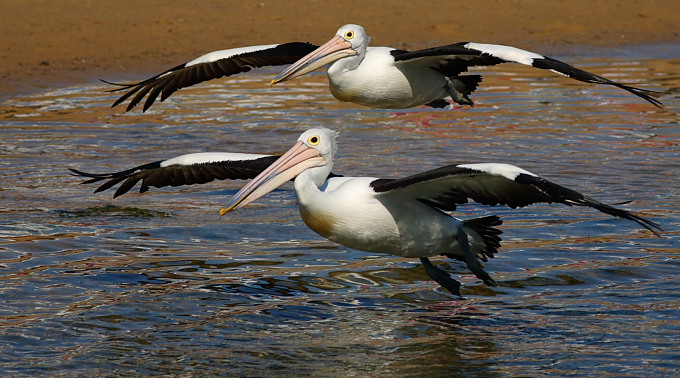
[326,47,449,109]
[296,176,463,257]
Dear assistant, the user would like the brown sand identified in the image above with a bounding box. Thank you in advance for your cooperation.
[2,0,679,99]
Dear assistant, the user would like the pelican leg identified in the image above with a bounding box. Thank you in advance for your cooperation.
[456,229,498,287]
[419,257,462,296]
[445,77,474,106]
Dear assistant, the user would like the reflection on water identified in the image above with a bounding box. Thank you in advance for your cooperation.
[1,53,679,377]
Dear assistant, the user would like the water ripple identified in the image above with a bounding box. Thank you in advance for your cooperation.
[0,56,678,377]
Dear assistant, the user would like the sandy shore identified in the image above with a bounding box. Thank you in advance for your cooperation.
[2,0,679,98]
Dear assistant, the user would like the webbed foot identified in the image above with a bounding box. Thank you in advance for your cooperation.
[445,77,476,107]
[456,229,498,287]
[420,257,462,297]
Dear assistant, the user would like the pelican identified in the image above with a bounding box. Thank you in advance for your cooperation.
[106,24,662,112]
[71,129,661,296]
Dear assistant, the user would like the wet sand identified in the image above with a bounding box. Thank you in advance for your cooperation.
[2,0,679,98]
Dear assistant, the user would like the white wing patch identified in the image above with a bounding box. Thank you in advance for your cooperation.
[161,152,269,167]
[186,44,282,66]
[463,42,544,66]
[457,163,537,181]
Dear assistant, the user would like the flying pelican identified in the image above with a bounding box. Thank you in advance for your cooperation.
[71,129,661,296]
[105,24,662,112]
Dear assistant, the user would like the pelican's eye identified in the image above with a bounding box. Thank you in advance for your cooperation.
[344,31,354,39]
[307,135,320,146]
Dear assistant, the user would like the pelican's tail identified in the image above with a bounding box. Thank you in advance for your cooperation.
[446,74,483,107]
[425,75,483,108]
[460,215,503,261]
[453,74,483,95]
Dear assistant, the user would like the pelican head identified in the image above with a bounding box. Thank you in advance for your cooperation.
[271,24,369,85]
[220,128,338,215]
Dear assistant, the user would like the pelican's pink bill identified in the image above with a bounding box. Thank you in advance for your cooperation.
[271,35,355,85]
[220,141,324,215]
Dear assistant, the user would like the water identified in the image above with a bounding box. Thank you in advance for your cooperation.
[1,53,679,377]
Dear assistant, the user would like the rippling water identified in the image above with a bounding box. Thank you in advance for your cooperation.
[1,52,679,377]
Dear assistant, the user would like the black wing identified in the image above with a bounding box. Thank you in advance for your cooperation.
[370,163,661,235]
[391,42,662,108]
[105,42,319,112]
[71,153,280,198]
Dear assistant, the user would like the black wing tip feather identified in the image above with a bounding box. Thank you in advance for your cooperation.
[69,161,163,197]
[100,79,162,112]
[102,63,188,111]
[69,167,107,179]
[565,197,663,237]
[100,78,131,90]
[531,56,664,108]
[517,173,663,237]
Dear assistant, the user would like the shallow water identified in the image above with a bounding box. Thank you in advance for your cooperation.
[1,52,679,377]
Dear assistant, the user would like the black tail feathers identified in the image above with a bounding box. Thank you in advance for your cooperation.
[462,215,503,261]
